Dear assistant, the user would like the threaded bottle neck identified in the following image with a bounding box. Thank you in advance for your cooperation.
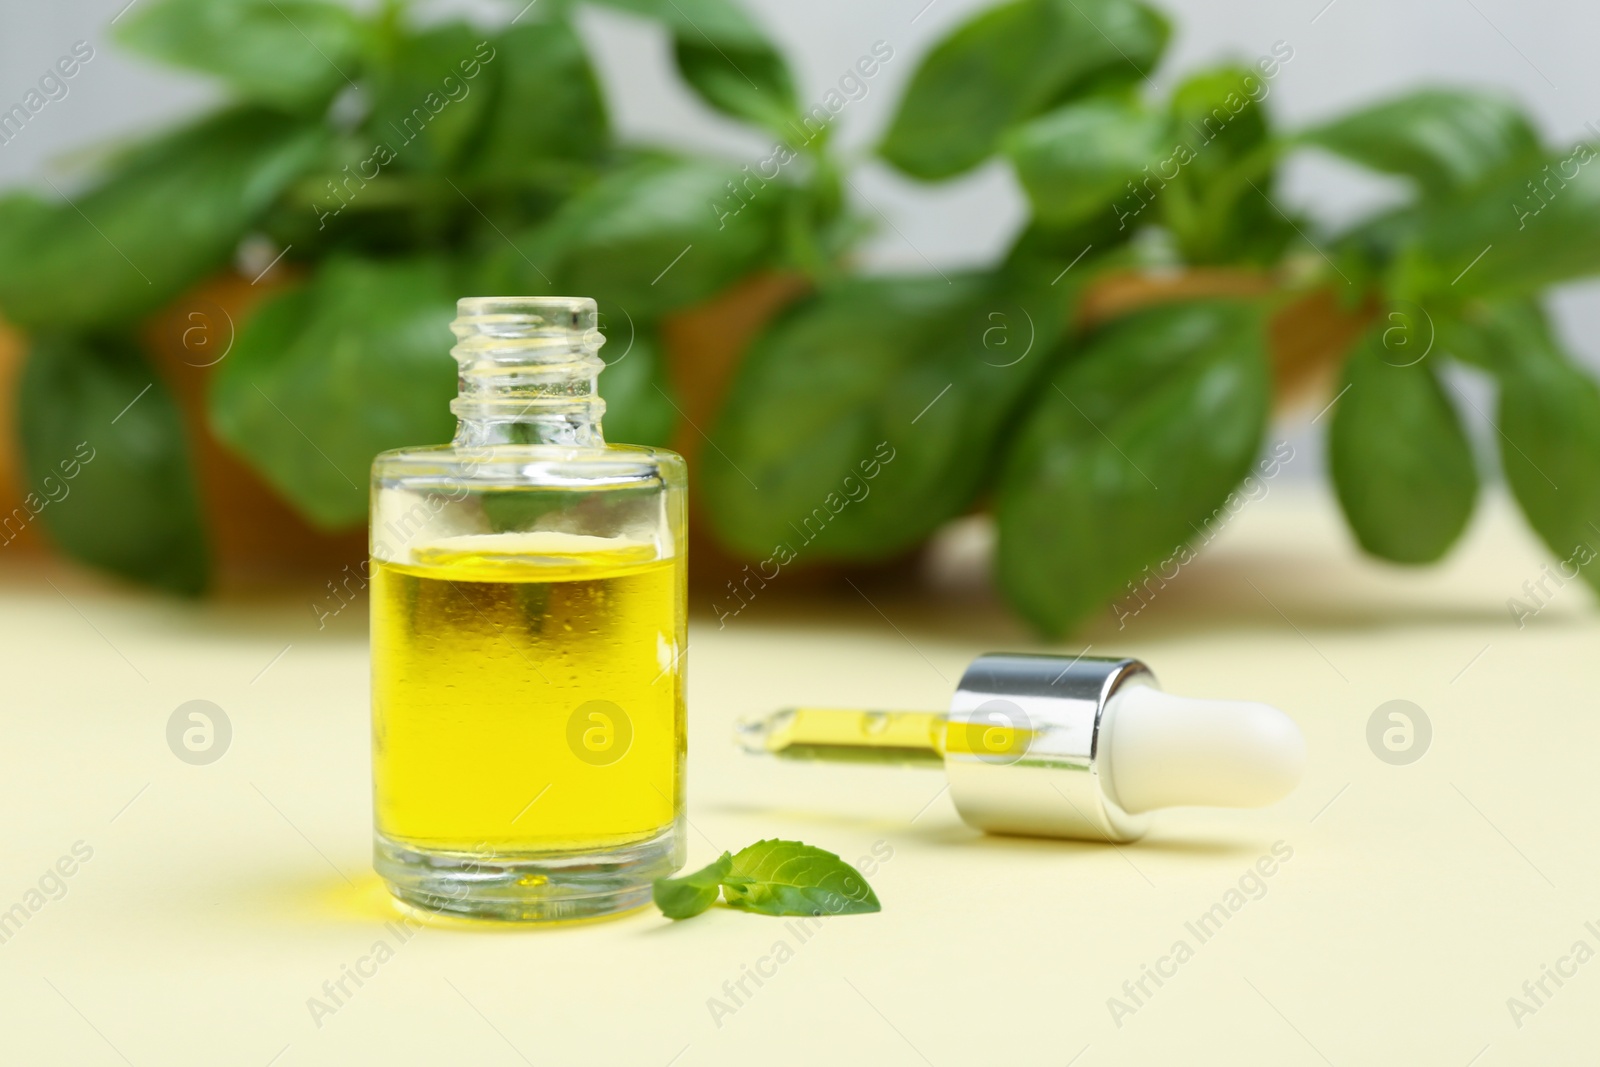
[449,296,607,448]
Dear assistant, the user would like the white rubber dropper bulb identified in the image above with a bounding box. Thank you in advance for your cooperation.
[1102,685,1306,815]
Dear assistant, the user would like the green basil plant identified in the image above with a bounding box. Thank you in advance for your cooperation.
[1,0,1597,636]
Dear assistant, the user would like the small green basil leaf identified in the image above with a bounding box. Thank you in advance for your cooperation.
[0,108,328,333]
[722,840,880,917]
[1395,145,1600,301]
[1455,302,1600,594]
[703,271,1077,562]
[468,20,609,184]
[653,852,732,920]
[1328,337,1477,564]
[996,300,1270,636]
[673,37,799,135]
[530,155,785,319]
[210,257,458,528]
[1004,97,1169,229]
[596,316,677,447]
[18,334,207,595]
[363,24,499,173]
[879,0,1170,181]
[1299,89,1542,197]
[115,0,364,110]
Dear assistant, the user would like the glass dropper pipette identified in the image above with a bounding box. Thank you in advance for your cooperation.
[734,653,1305,843]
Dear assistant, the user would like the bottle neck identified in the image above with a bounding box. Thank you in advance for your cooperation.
[449,297,607,448]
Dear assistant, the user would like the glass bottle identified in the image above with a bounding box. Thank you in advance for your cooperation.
[369,296,686,921]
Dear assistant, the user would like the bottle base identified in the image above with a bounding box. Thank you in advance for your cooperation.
[374,825,680,923]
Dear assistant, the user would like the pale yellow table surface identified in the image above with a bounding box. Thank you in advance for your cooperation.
[2,486,1595,1066]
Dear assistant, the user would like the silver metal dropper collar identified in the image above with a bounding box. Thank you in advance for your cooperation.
[944,653,1154,843]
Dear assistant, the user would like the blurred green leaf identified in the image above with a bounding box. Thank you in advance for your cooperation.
[704,272,1076,561]
[1328,204,1423,292]
[1329,336,1477,563]
[996,300,1269,635]
[468,20,609,183]
[1300,89,1542,196]
[115,0,364,110]
[1168,67,1272,183]
[1163,66,1290,263]
[1004,97,1168,229]
[1395,145,1600,300]
[0,109,327,332]
[593,0,798,134]
[18,334,207,594]
[596,315,677,446]
[210,257,458,528]
[1001,216,1140,283]
[527,155,787,319]
[585,0,772,46]
[674,37,799,134]
[1454,301,1600,594]
[880,0,1170,181]
[364,24,498,173]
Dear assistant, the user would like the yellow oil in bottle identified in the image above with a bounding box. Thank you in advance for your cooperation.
[371,532,684,856]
